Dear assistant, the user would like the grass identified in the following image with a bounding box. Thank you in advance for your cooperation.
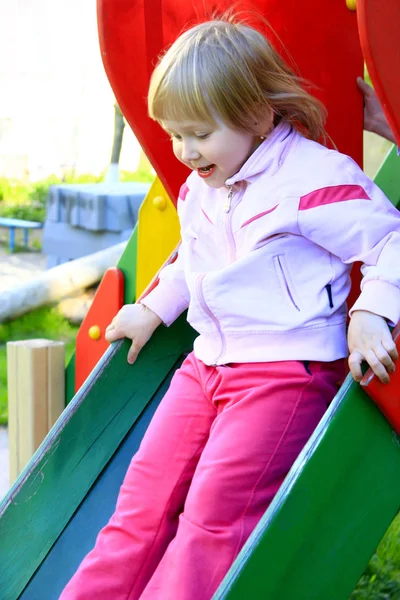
[0,306,79,425]
[0,160,155,223]
[351,513,400,599]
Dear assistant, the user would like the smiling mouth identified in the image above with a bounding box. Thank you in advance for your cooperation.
[197,164,215,178]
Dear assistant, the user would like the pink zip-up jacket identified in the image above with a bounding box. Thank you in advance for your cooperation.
[141,121,400,365]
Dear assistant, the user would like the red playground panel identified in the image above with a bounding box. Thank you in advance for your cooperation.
[357,0,400,146]
[75,267,124,391]
[97,0,363,205]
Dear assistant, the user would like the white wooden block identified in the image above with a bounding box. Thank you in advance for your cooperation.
[7,339,65,483]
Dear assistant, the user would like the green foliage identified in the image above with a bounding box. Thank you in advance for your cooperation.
[31,237,42,251]
[0,163,155,224]
[120,167,154,184]
[0,203,45,223]
[0,306,79,425]
[0,176,59,223]
[62,172,103,184]
[0,178,31,204]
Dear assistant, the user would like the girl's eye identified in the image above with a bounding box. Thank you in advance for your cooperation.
[170,133,182,141]
[195,133,210,140]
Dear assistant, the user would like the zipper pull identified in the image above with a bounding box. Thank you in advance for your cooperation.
[224,187,234,213]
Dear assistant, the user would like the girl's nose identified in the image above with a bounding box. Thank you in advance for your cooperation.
[181,141,200,162]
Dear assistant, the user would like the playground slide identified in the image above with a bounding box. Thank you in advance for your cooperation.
[0,315,196,600]
[0,148,399,600]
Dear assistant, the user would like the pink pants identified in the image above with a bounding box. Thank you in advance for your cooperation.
[60,354,344,600]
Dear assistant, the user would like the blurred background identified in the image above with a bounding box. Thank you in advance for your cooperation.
[0,0,145,181]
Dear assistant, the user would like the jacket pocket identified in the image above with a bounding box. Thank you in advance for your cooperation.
[273,254,301,311]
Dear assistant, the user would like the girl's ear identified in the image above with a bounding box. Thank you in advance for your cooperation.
[254,107,275,136]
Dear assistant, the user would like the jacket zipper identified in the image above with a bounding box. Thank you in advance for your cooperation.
[196,186,241,364]
[196,273,226,365]
[223,185,242,263]
[224,187,234,212]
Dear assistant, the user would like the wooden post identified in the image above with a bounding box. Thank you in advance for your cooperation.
[7,340,65,484]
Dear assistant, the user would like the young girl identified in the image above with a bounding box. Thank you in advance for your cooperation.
[61,17,400,600]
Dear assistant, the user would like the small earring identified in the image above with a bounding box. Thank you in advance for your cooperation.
[260,135,266,140]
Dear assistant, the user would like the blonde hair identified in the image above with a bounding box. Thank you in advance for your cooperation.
[148,17,327,142]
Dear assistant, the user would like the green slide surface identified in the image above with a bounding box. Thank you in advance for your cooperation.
[0,317,196,599]
[216,373,400,599]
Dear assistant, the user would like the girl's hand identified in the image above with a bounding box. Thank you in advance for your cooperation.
[348,310,398,384]
[356,77,396,144]
[105,304,162,364]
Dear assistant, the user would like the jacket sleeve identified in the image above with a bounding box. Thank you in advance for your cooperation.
[297,170,400,326]
[139,185,190,326]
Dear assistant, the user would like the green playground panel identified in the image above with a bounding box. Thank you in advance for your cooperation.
[374,145,400,205]
[117,221,139,306]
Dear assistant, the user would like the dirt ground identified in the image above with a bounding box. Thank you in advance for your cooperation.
[0,228,47,294]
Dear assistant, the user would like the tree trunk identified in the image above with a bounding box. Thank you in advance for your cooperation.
[0,242,126,322]
[110,103,125,164]
[105,103,126,183]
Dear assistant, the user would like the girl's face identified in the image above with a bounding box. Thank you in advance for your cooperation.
[162,118,264,189]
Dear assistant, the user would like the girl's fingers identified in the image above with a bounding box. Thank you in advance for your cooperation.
[349,347,391,384]
[127,341,140,365]
[382,338,399,363]
[348,350,364,382]
[356,76,371,95]
[363,349,391,384]
[374,342,396,373]
[105,327,121,343]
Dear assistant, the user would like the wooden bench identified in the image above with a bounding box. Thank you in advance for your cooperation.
[0,217,43,252]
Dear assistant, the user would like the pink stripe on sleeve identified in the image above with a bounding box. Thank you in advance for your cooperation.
[299,184,371,210]
[179,183,189,201]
